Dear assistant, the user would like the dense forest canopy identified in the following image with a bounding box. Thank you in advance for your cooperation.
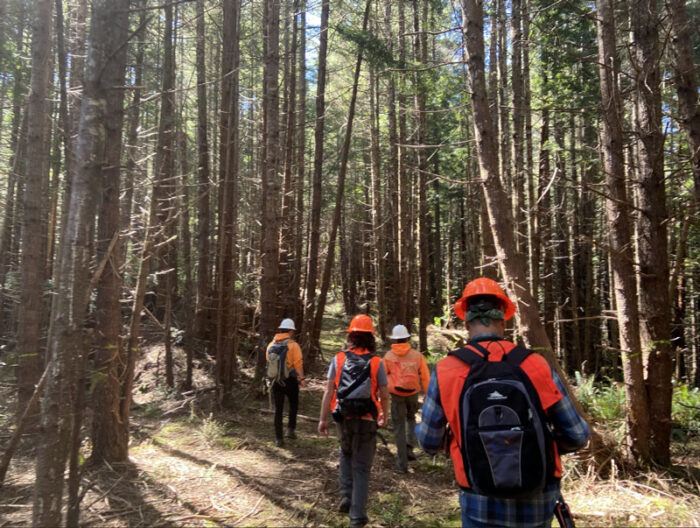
[0,0,699,524]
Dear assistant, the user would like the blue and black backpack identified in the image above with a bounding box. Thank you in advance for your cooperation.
[450,340,555,498]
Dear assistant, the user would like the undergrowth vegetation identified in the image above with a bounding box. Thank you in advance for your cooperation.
[573,372,700,434]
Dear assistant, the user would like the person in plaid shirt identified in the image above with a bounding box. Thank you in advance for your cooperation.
[415,278,589,528]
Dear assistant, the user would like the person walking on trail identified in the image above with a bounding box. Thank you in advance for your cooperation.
[383,324,430,473]
[318,314,390,528]
[415,278,590,528]
[266,318,306,447]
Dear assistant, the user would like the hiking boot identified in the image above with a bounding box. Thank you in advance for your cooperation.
[286,428,297,439]
[407,446,417,461]
[338,496,351,513]
[275,438,284,447]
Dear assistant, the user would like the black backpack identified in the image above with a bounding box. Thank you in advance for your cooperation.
[450,340,555,498]
[334,350,377,420]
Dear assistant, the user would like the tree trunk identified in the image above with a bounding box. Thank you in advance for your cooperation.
[413,0,429,352]
[293,2,306,325]
[258,0,282,380]
[216,0,241,402]
[194,0,211,344]
[594,0,650,461]
[510,0,525,253]
[154,2,177,389]
[302,0,329,363]
[122,0,145,252]
[398,0,413,329]
[384,0,401,319]
[667,0,700,199]
[178,130,194,389]
[631,0,672,465]
[280,0,299,318]
[369,63,386,340]
[17,0,52,429]
[310,0,372,355]
[33,0,130,523]
[91,0,130,462]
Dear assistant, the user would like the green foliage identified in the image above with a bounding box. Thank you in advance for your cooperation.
[372,492,408,527]
[198,412,228,446]
[334,24,399,69]
[672,384,700,429]
[573,371,625,423]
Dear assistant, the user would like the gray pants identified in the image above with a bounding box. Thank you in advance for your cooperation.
[337,419,377,526]
[390,393,419,472]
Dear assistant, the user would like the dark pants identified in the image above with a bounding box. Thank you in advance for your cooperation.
[272,377,299,440]
[390,393,419,471]
[337,419,377,526]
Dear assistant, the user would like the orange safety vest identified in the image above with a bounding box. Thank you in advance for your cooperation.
[384,346,423,396]
[435,339,563,489]
[330,347,383,420]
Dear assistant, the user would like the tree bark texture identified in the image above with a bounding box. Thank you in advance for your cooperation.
[594,0,650,461]
[91,0,130,462]
[195,0,211,343]
[459,0,554,358]
[33,0,130,523]
[302,0,329,363]
[310,0,372,355]
[258,0,282,379]
[17,0,52,426]
[667,0,700,199]
[216,0,241,401]
[630,0,672,465]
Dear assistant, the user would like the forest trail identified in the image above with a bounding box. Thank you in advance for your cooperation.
[2,316,700,527]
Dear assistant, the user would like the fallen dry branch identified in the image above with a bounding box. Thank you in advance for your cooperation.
[246,406,319,423]
[0,365,49,487]
[231,495,263,526]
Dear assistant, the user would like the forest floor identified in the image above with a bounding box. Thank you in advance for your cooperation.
[2,309,700,527]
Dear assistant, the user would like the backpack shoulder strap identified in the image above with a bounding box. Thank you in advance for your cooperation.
[448,347,484,366]
[466,340,492,358]
[504,345,532,366]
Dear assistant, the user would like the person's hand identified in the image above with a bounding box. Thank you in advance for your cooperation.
[300,378,308,388]
[318,419,329,436]
[377,415,386,428]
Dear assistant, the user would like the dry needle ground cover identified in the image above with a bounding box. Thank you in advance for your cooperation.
[2,317,700,527]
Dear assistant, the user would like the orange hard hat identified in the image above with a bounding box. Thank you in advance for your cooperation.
[346,314,376,334]
[454,277,516,321]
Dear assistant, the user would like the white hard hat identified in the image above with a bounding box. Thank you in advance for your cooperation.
[390,324,411,340]
[278,318,296,331]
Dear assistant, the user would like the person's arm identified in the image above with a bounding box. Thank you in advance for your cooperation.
[318,378,336,436]
[419,356,430,395]
[290,342,306,387]
[547,370,590,452]
[375,361,390,427]
[414,369,447,455]
[378,385,390,427]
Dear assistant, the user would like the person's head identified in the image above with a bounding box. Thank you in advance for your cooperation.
[454,278,516,337]
[278,318,296,336]
[390,324,410,344]
[346,314,376,353]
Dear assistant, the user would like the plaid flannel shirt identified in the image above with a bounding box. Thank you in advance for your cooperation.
[415,344,590,528]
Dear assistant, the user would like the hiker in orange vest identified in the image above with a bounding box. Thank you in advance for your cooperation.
[383,324,430,473]
[266,318,306,447]
[318,314,390,528]
[415,278,589,527]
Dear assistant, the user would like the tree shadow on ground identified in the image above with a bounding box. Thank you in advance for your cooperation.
[79,460,210,527]
[148,436,331,524]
